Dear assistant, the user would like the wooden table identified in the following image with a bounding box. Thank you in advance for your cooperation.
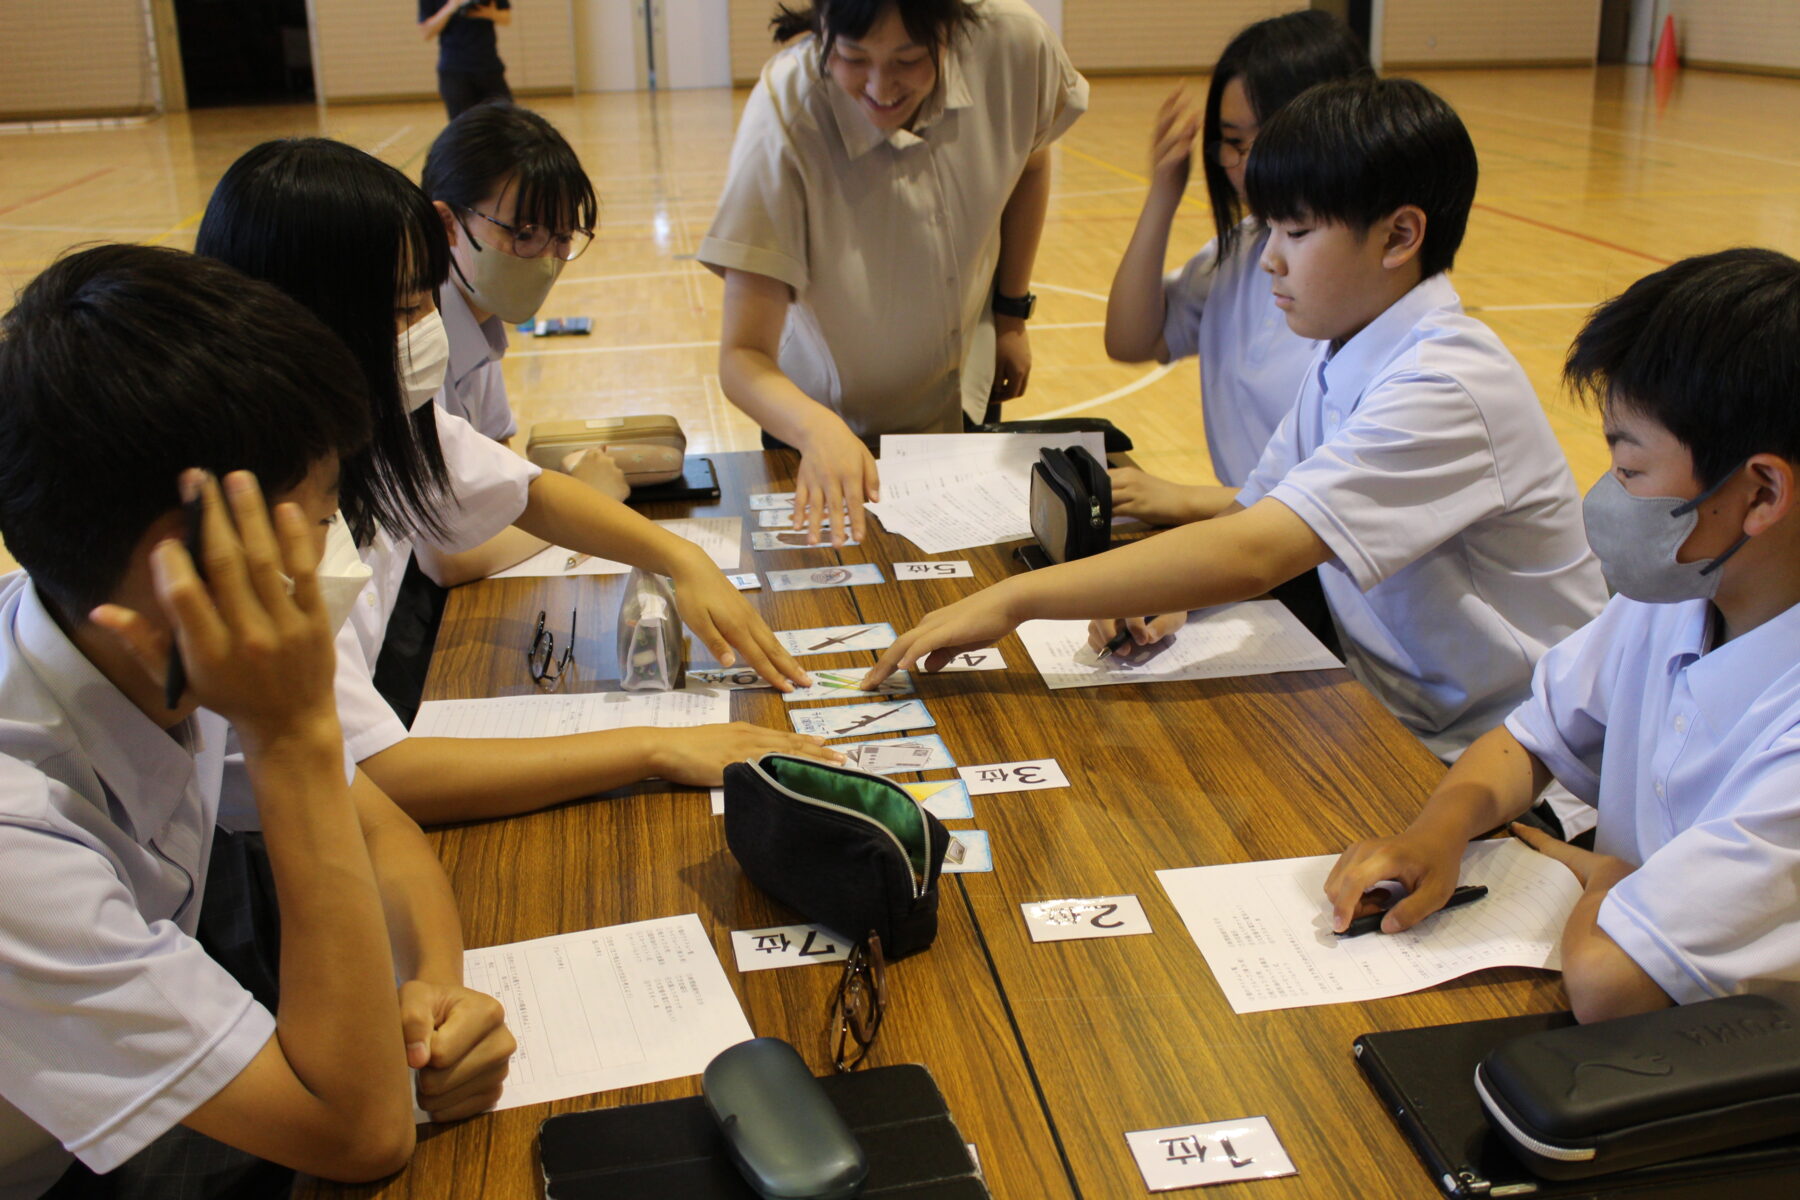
[301,451,1565,1199]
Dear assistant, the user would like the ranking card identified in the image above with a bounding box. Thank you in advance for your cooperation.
[959,758,1070,795]
[731,924,851,973]
[1022,895,1153,942]
[933,648,1007,671]
[892,560,974,579]
[791,699,935,739]
[775,624,897,656]
[1125,1117,1296,1191]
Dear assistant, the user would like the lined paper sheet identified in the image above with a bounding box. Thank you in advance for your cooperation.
[488,517,742,578]
[1157,839,1581,1014]
[411,687,730,737]
[1017,601,1341,690]
[422,915,753,1119]
[865,432,1105,553]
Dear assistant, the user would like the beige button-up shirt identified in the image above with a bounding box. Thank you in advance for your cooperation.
[699,0,1088,438]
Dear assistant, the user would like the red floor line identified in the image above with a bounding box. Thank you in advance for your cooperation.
[0,167,117,219]
[1471,202,1674,267]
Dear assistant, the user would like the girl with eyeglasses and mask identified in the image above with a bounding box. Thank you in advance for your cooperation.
[197,138,835,828]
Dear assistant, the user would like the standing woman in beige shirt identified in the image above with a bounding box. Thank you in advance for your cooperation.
[700,0,1088,544]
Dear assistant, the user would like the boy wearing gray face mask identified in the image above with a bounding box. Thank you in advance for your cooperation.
[1325,248,1800,1025]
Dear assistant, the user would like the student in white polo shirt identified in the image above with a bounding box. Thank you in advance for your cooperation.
[1326,249,1800,1020]
[197,139,838,826]
[864,79,1606,790]
[1104,10,1369,509]
[0,246,511,1198]
[701,0,1088,546]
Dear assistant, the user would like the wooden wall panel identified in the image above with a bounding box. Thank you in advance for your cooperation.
[1381,0,1601,68]
[1062,1,1298,74]
[311,0,573,104]
[0,0,159,119]
[1671,0,1800,74]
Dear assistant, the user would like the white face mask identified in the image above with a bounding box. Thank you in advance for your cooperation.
[396,310,450,412]
[313,512,373,635]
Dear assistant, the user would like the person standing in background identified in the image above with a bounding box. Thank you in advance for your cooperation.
[419,0,513,119]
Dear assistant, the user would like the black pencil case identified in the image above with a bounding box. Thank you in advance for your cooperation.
[1029,445,1110,565]
[1474,995,1800,1180]
[723,754,951,959]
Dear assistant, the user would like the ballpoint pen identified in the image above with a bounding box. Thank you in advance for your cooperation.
[1336,884,1489,938]
[1075,620,1155,666]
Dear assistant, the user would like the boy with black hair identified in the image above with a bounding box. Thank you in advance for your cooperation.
[0,245,511,1197]
[865,78,1605,787]
[1327,249,1800,1021]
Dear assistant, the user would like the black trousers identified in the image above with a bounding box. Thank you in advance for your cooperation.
[438,68,512,120]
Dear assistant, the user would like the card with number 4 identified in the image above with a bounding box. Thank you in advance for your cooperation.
[1021,895,1152,942]
[791,699,935,739]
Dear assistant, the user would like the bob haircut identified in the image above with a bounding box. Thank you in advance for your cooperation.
[195,138,453,547]
[1245,77,1478,281]
[0,244,370,615]
[771,0,981,73]
[1201,10,1370,264]
[422,102,598,238]
[1566,247,1800,489]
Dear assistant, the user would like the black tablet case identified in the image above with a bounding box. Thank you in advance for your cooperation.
[1355,1011,1800,1198]
[538,1063,989,1199]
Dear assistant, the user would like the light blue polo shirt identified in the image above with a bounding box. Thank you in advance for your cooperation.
[434,279,516,443]
[1507,595,1800,1006]
[1161,220,1320,488]
[0,574,274,1196]
[1238,273,1607,761]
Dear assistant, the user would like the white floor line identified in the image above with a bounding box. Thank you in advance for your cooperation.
[1032,362,1179,419]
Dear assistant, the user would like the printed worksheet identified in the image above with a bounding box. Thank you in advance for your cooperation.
[430,915,753,1118]
[1017,602,1341,690]
[411,687,730,737]
[488,518,741,578]
[1156,839,1581,1014]
[866,432,1106,553]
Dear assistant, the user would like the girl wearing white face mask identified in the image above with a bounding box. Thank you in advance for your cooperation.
[196,137,838,829]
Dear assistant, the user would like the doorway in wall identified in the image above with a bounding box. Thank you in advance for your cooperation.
[173,0,313,106]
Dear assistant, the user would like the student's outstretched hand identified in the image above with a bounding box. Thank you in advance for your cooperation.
[562,448,631,502]
[667,551,812,691]
[400,980,515,1123]
[794,412,879,547]
[1149,85,1202,199]
[1323,828,1467,935]
[1109,467,1210,527]
[91,469,338,746]
[648,723,845,786]
[1087,612,1185,652]
[862,588,1020,689]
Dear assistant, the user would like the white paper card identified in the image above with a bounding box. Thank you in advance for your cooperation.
[490,518,742,578]
[731,924,851,972]
[902,779,973,820]
[709,787,725,815]
[752,530,858,550]
[1155,839,1580,1014]
[1126,1117,1297,1190]
[934,648,1007,672]
[757,508,843,528]
[1022,895,1153,942]
[892,560,974,579]
[1017,602,1340,691]
[942,830,993,873]
[435,915,752,1118]
[791,698,935,739]
[726,573,760,590]
[775,624,897,656]
[687,666,772,691]
[782,668,913,702]
[959,758,1069,795]
[766,563,886,592]
[748,492,795,510]
[836,734,956,774]
[412,687,730,738]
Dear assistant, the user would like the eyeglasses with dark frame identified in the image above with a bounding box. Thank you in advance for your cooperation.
[829,932,887,1073]
[529,608,576,688]
[462,207,594,262]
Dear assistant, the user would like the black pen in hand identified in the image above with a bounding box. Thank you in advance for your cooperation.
[1335,884,1488,938]
[1077,619,1158,666]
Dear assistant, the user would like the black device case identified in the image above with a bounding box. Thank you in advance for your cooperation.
[974,416,1133,454]
[723,754,951,959]
[1028,446,1110,565]
[1475,995,1800,1181]
[1356,1009,1800,1198]
[539,1063,989,1198]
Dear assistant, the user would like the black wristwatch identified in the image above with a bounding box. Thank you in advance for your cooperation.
[992,289,1036,320]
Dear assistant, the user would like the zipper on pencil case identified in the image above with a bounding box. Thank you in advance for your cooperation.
[748,757,926,897]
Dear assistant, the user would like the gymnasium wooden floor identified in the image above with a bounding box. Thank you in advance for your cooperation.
[3,66,1798,573]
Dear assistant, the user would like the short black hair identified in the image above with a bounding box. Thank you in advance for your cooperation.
[422,102,598,237]
[1565,248,1800,488]
[196,138,452,548]
[1246,76,1478,280]
[1203,10,1371,263]
[772,0,981,73]
[0,244,370,615]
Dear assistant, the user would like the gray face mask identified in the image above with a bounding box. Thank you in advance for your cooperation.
[453,230,563,324]
[1581,466,1750,603]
